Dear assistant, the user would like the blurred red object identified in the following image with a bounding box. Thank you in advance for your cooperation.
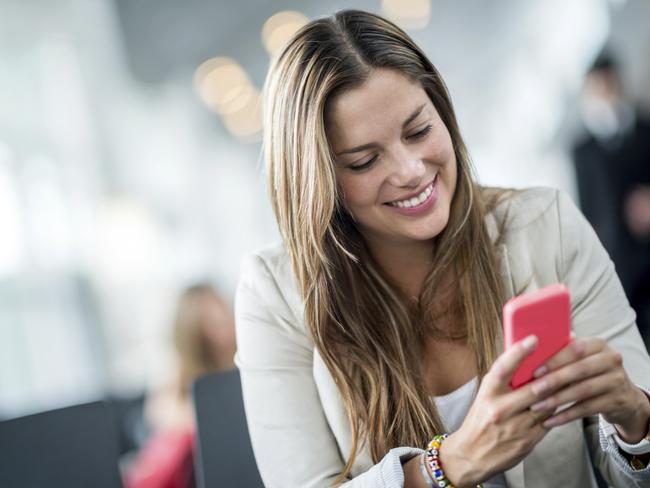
[124,429,195,488]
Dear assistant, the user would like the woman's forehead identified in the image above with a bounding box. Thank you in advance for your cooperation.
[326,69,432,149]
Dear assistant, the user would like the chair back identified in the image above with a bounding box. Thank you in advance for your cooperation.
[192,369,264,488]
[0,400,123,488]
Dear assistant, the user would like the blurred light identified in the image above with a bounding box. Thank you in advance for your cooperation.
[382,0,431,30]
[194,56,263,140]
[262,10,309,56]
[194,57,251,114]
[222,88,263,140]
[92,196,164,284]
[218,83,257,115]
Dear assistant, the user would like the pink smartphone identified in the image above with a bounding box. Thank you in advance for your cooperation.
[503,283,572,388]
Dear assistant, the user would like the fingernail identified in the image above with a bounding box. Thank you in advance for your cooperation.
[543,417,558,428]
[530,400,548,411]
[522,335,538,350]
[533,365,548,378]
[572,340,584,354]
[531,380,547,396]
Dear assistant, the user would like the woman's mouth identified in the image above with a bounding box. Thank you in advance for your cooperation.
[386,175,438,209]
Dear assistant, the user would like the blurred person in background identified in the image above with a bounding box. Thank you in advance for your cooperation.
[125,283,236,488]
[572,50,650,350]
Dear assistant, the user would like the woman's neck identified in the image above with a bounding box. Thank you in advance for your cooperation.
[366,238,435,299]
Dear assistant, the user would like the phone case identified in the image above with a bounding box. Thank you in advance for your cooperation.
[503,283,571,388]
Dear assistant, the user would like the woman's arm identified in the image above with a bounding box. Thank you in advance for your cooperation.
[235,252,345,487]
[236,250,425,488]
[550,190,650,485]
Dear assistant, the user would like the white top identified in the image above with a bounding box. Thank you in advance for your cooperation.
[433,377,508,487]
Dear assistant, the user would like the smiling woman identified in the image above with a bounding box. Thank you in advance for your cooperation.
[327,70,456,262]
[235,9,650,488]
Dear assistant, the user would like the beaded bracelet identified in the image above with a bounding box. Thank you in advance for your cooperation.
[424,434,483,488]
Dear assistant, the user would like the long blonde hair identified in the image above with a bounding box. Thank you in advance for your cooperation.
[264,10,507,482]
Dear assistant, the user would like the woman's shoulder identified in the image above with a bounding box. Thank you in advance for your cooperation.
[483,186,599,288]
[484,186,558,226]
[483,186,581,236]
[242,241,290,272]
[238,241,303,319]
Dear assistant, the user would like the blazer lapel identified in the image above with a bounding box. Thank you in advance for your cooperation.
[497,243,515,302]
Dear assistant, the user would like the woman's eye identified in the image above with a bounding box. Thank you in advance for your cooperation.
[407,124,433,140]
[346,125,431,172]
[350,155,378,171]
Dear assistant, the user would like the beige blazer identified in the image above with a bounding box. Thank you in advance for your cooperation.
[235,188,650,487]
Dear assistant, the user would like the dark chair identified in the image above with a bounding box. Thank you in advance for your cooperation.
[0,400,123,488]
[192,369,264,488]
[106,392,149,456]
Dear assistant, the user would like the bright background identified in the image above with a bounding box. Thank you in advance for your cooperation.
[1,0,649,418]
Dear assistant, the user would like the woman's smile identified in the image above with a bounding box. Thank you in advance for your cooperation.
[385,174,439,215]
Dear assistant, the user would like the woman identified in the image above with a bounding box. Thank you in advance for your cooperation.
[126,283,236,488]
[235,10,650,488]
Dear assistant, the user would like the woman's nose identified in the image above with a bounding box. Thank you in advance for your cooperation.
[386,145,425,188]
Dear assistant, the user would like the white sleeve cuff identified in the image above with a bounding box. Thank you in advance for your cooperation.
[614,435,650,456]
[338,447,423,488]
[379,447,424,487]
[598,384,650,477]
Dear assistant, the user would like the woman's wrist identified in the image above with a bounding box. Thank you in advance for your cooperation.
[614,387,650,444]
[437,433,481,488]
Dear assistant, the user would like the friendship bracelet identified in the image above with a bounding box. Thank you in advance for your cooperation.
[425,434,483,488]
[425,434,454,488]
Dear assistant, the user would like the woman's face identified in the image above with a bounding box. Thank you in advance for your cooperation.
[327,68,457,249]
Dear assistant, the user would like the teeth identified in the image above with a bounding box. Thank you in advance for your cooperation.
[389,180,434,208]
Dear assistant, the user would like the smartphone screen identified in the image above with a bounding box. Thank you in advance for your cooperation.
[503,284,572,388]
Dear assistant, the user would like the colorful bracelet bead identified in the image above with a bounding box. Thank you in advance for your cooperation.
[425,434,483,488]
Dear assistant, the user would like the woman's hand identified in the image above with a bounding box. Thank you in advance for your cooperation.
[439,336,555,487]
[528,337,650,444]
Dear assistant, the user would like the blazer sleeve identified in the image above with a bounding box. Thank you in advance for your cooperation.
[235,253,422,488]
[556,190,650,486]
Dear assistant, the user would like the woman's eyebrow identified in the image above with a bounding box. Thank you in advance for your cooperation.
[402,103,426,128]
[336,104,427,156]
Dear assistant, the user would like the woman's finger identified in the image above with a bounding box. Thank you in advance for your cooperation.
[541,391,616,428]
[508,408,554,438]
[487,335,538,389]
[529,370,617,413]
[489,340,616,418]
[532,337,607,378]
[497,376,559,418]
[528,350,617,403]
